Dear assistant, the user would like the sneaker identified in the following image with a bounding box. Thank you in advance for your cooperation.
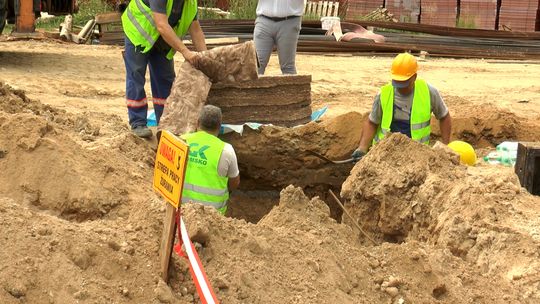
[132,126,152,138]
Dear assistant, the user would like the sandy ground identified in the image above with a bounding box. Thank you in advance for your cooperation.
[1,39,539,123]
[2,38,540,304]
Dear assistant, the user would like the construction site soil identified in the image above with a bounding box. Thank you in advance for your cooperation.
[1,40,540,303]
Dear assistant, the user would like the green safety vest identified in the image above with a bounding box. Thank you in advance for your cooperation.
[374,79,432,145]
[121,0,198,60]
[181,131,229,215]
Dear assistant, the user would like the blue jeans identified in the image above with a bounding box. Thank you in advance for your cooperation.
[123,37,175,128]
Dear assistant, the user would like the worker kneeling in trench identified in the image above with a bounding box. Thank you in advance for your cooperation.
[180,105,240,215]
[352,53,453,161]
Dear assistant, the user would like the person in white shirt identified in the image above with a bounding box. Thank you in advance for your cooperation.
[254,0,304,75]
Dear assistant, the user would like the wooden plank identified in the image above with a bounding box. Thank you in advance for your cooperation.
[198,6,231,17]
[182,37,239,45]
[333,3,339,17]
[316,1,323,17]
[159,204,177,282]
[303,0,307,14]
[307,2,313,16]
[327,2,334,17]
[311,2,317,15]
[322,1,328,17]
[95,12,121,25]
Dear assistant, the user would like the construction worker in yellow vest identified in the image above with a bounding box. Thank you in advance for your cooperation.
[122,0,207,138]
[352,53,452,161]
[181,105,240,215]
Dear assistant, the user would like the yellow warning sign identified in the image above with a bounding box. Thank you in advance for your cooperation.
[153,131,189,208]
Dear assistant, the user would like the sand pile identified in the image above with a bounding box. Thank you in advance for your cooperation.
[342,133,540,301]
[1,82,537,303]
[0,82,167,303]
[173,186,518,303]
[432,96,540,147]
[0,82,155,221]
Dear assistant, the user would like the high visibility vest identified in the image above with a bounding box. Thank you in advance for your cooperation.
[181,131,229,215]
[374,79,432,145]
[121,0,198,60]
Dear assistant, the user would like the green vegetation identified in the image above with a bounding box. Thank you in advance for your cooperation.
[35,14,64,30]
[456,16,476,29]
[4,23,13,33]
[228,0,257,19]
[198,0,224,20]
[302,13,321,21]
[36,0,113,30]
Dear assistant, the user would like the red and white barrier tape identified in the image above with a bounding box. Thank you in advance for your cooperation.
[174,212,219,304]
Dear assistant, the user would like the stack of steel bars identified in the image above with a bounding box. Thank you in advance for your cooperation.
[384,0,420,23]
[459,0,498,30]
[97,19,540,60]
[345,0,385,20]
[499,0,540,32]
[420,0,458,28]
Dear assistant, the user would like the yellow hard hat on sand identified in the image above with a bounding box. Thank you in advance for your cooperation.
[448,140,477,166]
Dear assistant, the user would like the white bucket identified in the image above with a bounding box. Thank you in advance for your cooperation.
[321,16,341,30]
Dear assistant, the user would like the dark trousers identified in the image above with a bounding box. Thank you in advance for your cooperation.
[123,37,175,128]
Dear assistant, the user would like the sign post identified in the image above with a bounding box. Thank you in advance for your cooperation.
[153,130,189,282]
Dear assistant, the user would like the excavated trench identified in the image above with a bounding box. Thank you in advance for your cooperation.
[223,111,364,223]
[2,81,540,227]
[222,100,540,225]
[3,84,540,304]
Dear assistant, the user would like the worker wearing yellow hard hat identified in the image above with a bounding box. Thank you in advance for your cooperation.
[352,52,453,161]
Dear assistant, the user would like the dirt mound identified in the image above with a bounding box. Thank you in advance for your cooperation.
[432,96,540,147]
[0,82,155,221]
[1,81,537,303]
[0,196,165,303]
[0,82,167,303]
[341,133,540,301]
[168,186,518,303]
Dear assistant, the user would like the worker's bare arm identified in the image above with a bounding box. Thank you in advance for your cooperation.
[188,20,207,52]
[152,12,201,67]
[439,113,452,144]
[228,175,240,190]
[357,119,378,153]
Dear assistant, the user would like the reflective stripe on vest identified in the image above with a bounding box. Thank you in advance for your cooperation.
[184,183,228,196]
[180,131,229,211]
[181,197,227,210]
[374,79,431,145]
[122,0,198,59]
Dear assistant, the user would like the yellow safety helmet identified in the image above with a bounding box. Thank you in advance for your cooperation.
[447,140,477,166]
[391,53,418,81]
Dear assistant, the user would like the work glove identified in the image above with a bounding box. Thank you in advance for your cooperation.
[351,149,366,163]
